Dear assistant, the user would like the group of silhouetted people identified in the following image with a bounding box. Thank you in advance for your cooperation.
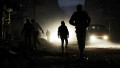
[22,4,91,60]
[21,19,44,55]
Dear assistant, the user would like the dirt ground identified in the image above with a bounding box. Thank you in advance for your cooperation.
[1,39,120,68]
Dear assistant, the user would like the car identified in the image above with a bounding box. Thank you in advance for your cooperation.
[86,24,109,42]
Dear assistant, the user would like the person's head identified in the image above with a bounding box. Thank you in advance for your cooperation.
[76,4,83,11]
[61,21,65,25]
[31,19,35,23]
[26,19,30,23]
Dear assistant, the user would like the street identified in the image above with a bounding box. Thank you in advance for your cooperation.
[1,38,120,68]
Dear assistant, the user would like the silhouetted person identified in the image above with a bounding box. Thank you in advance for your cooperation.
[46,30,50,42]
[21,19,33,55]
[69,4,91,59]
[31,19,44,51]
[58,21,69,54]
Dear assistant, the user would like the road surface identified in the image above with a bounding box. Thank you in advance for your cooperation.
[1,39,120,68]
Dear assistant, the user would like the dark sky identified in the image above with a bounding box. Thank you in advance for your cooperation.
[58,0,86,16]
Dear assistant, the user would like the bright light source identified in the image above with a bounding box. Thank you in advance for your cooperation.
[90,35,96,41]
[48,21,77,44]
[50,31,60,43]
[41,20,77,44]
[103,35,108,40]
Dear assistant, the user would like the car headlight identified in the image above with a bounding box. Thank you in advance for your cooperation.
[103,35,108,40]
[90,35,96,41]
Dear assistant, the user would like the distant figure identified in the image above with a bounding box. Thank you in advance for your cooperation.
[58,21,69,54]
[21,19,33,55]
[69,4,91,59]
[46,30,50,42]
[31,19,44,51]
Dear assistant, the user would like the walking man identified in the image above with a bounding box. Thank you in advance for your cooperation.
[69,4,91,59]
[21,19,33,55]
[31,19,44,51]
[58,21,69,54]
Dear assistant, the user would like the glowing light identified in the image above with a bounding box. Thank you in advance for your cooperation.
[103,35,108,40]
[90,35,96,41]
[40,19,77,45]
[48,21,77,44]
[86,39,120,49]
[50,30,61,43]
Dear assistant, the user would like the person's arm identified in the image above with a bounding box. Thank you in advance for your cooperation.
[58,27,60,38]
[87,16,91,26]
[69,12,76,26]
[66,26,69,38]
[38,23,44,34]
[67,31,69,38]
[86,12,91,27]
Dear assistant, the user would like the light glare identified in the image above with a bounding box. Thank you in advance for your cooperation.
[103,35,108,40]
[90,35,96,41]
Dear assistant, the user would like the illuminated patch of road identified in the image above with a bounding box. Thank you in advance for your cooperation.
[86,39,120,49]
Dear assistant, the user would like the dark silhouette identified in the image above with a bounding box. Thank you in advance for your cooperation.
[31,19,44,51]
[21,19,33,55]
[58,21,69,54]
[69,4,91,59]
[46,30,50,42]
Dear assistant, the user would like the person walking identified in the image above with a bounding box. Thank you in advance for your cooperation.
[58,21,69,54]
[21,19,33,56]
[69,4,91,60]
[31,19,44,51]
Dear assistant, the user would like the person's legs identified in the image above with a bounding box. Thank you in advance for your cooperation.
[24,35,29,56]
[34,36,37,50]
[76,30,86,58]
[28,34,32,54]
[65,37,68,52]
[24,35,28,45]
[33,31,39,51]
[61,38,64,54]
[28,35,32,46]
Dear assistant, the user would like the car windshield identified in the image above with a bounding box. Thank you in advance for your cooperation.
[87,24,108,33]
